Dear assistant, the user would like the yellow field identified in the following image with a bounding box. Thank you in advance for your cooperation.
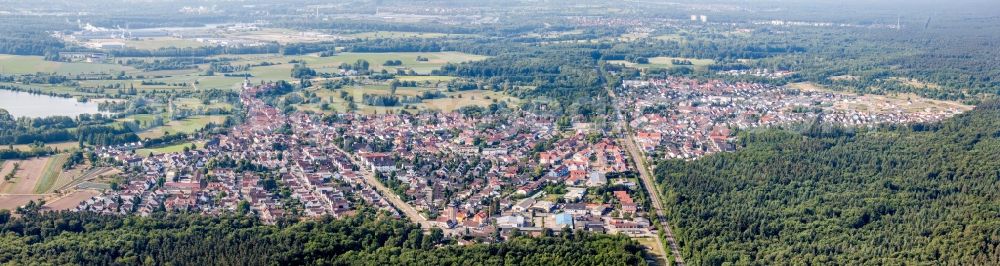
[0,157,52,194]
[10,142,79,152]
[0,154,78,196]
[0,195,42,210]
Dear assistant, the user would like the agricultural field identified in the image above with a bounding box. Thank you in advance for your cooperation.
[118,113,163,125]
[0,157,51,194]
[4,51,484,96]
[0,55,133,75]
[292,52,489,75]
[10,141,79,152]
[607,57,715,71]
[0,82,103,98]
[421,90,518,112]
[136,141,202,157]
[298,85,518,114]
[137,115,227,138]
[66,168,119,191]
[0,157,107,210]
[0,161,10,184]
[0,154,71,196]
[116,113,169,133]
[43,190,100,211]
[47,166,92,193]
[0,195,42,210]
[32,153,69,194]
[173,98,234,111]
[189,52,486,82]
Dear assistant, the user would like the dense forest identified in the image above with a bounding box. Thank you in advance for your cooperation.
[0,16,68,56]
[654,102,1000,265]
[433,42,612,119]
[0,210,648,265]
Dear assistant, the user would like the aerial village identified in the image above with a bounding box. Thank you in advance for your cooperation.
[72,72,968,240]
[77,79,656,238]
[620,77,969,160]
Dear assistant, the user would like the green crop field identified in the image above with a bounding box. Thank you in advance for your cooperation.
[115,52,487,87]
[136,141,201,156]
[33,153,68,194]
[285,52,488,75]
[0,82,101,97]
[11,142,78,152]
[118,114,164,126]
[137,115,227,139]
[300,85,517,114]
[0,55,134,75]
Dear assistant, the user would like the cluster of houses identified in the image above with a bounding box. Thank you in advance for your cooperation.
[77,79,659,238]
[317,106,651,236]
[717,68,795,79]
[75,74,963,238]
[619,77,967,160]
[79,81,398,223]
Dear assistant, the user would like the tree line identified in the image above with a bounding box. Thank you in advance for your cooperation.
[0,210,649,265]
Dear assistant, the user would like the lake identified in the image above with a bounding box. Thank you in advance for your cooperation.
[0,90,106,118]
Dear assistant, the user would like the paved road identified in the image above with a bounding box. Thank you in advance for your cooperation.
[606,84,686,266]
[358,166,431,226]
[335,148,454,234]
